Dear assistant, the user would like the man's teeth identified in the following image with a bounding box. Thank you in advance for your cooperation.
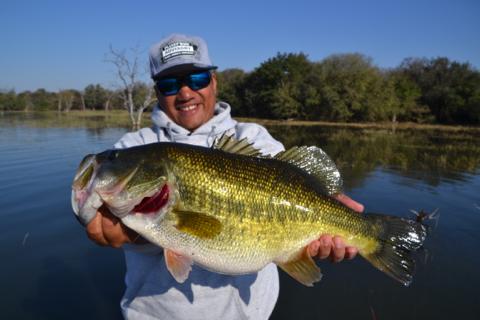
[179,105,197,111]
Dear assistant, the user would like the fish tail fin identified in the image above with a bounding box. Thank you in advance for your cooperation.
[363,213,426,286]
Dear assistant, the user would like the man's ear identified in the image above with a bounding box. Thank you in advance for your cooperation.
[211,72,217,94]
[154,86,162,106]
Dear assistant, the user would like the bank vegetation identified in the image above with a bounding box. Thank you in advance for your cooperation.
[2,52,479,126]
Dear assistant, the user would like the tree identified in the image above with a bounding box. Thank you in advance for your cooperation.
[104,89,121,112]
[17,91,33,111]
[241,52,314,119]
[0,89,23,111]
[399,57,480,124]
[58,89,77,112]
[104,43,156,127]
[132,81,156,123]
[387,70,432,123]
[312,53,396,122]
[30,89,57,111]
[84,84,107,110]
[216,69,247,116]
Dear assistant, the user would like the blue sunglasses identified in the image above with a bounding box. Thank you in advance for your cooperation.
[155,71,212,96]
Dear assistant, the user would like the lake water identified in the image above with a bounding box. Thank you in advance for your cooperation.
[1,113,479,319]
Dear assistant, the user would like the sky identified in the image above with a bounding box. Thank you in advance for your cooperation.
[1,0,479,93]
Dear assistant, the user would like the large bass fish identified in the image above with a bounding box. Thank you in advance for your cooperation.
[72,135,426,286]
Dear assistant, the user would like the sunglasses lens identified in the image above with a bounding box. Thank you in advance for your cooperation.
[186,72,211,90]
[157,78,180,95]
[156,71,211,96]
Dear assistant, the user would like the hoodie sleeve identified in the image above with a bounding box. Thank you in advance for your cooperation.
[114,127,160,149]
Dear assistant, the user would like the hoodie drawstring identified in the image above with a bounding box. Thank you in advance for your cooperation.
[162,123,217,146]
[166,122,175,142]
[207,126,216,147]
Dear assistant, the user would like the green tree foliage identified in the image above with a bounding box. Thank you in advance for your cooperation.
[84,84,107,110]
[387,71,432,123]
[312,53,396,122]
[242,52,314,119]
[216,68,246,116]
[0,89,24,111]
[4,52,479,125]
[399,57,480,124]
[31,89,58,111]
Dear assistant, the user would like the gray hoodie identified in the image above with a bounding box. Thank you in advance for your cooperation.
[115,102,284,320]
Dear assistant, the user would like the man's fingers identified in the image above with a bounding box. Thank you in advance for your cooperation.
[310,234,332,260]
[335,194,364,212]
[345,247,358,260]
[86,211,107,246]
[102,210,124,248]
[328,237,346,263]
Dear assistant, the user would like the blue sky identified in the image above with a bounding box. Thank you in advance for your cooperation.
[1,0,479,93]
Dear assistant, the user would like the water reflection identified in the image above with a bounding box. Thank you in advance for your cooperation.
[0,110,153,130]
[265,124,480,188]
[1,112,480,320]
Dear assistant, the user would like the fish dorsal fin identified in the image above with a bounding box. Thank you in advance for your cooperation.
[212,134,265,157]
[274,146,343,196]
[212,134,343,196]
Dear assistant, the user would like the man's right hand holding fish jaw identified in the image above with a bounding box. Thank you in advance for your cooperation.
[86,205,148,248]
[86,195,363,263]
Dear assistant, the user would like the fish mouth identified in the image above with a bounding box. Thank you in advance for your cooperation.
[71,154,100,226]
[71,152,170,226]
[133,184,169,214]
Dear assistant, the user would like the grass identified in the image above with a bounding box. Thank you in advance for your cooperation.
[0,110,155,128]
[2,110,478,133]
[2,110,479,174]
[234,116,480,133]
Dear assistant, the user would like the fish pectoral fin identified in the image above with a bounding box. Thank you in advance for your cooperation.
[172,210,223,239]
[165,249,193,283]
[276,245,322,287]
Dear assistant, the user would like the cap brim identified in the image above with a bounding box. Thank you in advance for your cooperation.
[153,64,218,80]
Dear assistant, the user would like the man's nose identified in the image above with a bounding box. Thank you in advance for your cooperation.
[176,80,194,99]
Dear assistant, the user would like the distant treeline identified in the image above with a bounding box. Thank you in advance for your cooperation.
[2,53,479,124]
[0,82,154,114]
[217,53,480,124]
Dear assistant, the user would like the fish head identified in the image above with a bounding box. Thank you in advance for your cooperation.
[71,147,169,226]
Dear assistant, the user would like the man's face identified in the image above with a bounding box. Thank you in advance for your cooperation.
[155,71,217,132]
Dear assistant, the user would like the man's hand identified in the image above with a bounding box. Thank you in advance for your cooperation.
[86,205,147,248]
[309,194,363,262]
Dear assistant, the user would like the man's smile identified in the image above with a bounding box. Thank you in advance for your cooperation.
[177,104,198,112]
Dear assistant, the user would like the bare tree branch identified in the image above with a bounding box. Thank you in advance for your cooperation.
[104,42,155,126]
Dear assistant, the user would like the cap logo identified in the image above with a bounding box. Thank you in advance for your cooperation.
[161,42,197,63]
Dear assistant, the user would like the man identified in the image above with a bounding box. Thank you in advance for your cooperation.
[87,33,363,319]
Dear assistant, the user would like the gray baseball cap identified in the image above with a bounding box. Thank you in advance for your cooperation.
[149,33,217,79]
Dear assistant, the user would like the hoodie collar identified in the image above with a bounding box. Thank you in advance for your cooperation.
[151,102,237,143]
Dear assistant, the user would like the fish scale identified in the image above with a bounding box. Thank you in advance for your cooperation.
[149,144,375,268]
[72,135,426,286]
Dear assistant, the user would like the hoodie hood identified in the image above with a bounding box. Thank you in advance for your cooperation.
[150,102,238,147]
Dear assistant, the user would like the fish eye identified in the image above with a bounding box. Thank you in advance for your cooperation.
[107,150,118,162]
